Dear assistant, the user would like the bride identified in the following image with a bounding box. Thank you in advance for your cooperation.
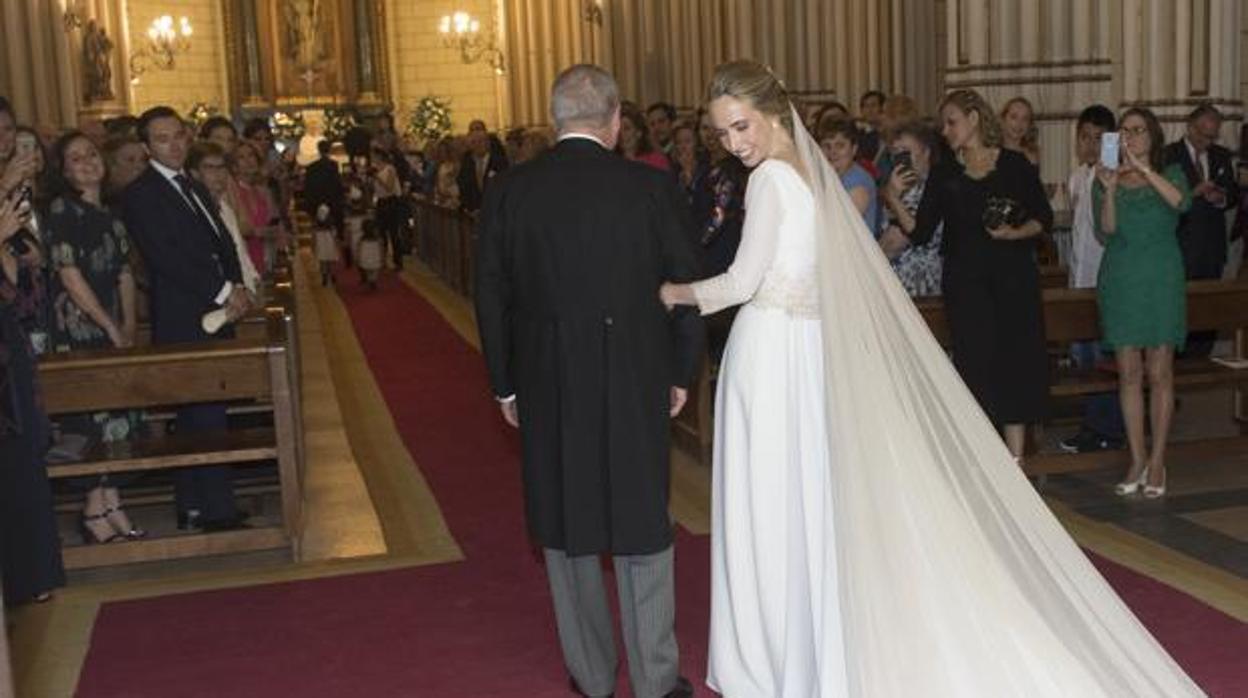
[660,60,1205,697]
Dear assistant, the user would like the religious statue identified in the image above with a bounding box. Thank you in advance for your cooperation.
[82,20,114,103]
[283,0,327,69]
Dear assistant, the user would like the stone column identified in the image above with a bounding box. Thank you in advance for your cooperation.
[353,0,382,104]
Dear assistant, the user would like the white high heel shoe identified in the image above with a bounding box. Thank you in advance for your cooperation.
[1142,467,1167,499]
[1114,465,1148,496]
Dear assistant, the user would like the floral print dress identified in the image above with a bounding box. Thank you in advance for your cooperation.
[45,195,142,446]
[890,177,944,297]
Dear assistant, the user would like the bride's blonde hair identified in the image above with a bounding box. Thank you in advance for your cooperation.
[706,60,794,137]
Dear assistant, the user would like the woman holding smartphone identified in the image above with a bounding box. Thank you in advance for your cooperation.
[880,120,944,296]
[1094,108,1191,498]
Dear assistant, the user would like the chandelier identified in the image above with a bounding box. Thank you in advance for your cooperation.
[129,15,192,78]
[438,11,505,75]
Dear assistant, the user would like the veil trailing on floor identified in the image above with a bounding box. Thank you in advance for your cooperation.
[791,107,1205,697]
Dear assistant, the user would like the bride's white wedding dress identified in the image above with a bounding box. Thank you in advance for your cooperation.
[689,112,1206,698]
[694,159,848,697]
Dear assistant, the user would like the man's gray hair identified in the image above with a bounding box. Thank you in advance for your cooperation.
[550,64,619,133]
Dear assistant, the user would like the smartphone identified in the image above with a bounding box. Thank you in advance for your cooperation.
[1100,132,1120,170]
[893,150,913,173]
[14,131,36,157]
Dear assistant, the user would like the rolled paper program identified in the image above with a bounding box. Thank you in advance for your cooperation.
[201,308,229,334]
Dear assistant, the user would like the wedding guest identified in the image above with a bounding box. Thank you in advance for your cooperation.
[618,103,670,171]
[199,116,238,154]
[121,106,247,531]
[302,139,345,240]
[818,118,879,236]
[100,135,147,199]
[814,100,851,134]
[646,101,677,154]
[879,120,944,296]
[671,121,708,206]
[899,89,1051,461]
[431,137,461,207]
[519,129,551,163]
[188,142,261,295]
[1059,105,1126,454]
[1164,103,1238,357]
[371,145,406,269]
[229,141,276,273]
[1095,107,1192,498]
[694,108,747,277]
[1001,96,1040,166]
[857,89,887,161]
[0,168,64,604]
[43,131,146,542]
[504,127,526,165]
[456,122,508,213]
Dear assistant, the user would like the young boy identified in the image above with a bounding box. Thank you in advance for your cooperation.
[1060,105,1126,453]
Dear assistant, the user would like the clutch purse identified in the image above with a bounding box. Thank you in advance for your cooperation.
[982,196,1027,231]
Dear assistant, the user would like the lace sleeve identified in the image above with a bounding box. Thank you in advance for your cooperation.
[690,162,783,315]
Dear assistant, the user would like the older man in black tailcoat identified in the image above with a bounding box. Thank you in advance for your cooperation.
[474,65,702,698]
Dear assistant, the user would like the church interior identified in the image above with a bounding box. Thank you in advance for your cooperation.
[1,1,1247,696]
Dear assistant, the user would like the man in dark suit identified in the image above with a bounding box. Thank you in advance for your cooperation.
[474,65,701,698]
[302,139,344,235]
[1164,103,1239,356]
[456,119,509,212]
[122,106,249,530]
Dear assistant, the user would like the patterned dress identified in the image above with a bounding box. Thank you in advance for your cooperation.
[44,195,142,447]
[888,177,944,297]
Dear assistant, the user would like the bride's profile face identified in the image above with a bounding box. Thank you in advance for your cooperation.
[709,95,780,168]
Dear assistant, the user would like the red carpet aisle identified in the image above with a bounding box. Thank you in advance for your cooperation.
[74,275,1245,697]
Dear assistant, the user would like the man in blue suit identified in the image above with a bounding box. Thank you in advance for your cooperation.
[122,106,250,530]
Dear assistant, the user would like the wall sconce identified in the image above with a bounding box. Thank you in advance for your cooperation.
[63,0,90,31]
[129,15,192,78]
[438,10,505,75]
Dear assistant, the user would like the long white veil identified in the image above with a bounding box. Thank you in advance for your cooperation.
[791,107,1205,696]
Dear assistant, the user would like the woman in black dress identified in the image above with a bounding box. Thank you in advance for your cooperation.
[0,155,65,604]
[891,89,1052,461]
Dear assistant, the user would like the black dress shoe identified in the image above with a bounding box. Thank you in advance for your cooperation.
[176,509,202,531]
[568,676,612,697]
[663,676,693,698]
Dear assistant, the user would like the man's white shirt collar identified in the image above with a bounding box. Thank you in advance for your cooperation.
[558,132,607,149]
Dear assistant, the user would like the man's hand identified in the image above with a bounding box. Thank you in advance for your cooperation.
[499,399,519,428]
[224,286,251,322]
[669,386,688,418]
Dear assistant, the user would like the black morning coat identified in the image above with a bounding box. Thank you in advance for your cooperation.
[121,165,244,345]
[474,136,705,556]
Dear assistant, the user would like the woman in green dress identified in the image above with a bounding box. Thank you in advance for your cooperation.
[1093,107,1191,499]
[45,131,145,542]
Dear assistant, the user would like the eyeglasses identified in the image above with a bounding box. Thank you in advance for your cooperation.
[1122,126,1149,137]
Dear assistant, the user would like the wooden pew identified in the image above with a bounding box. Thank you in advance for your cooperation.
[38,295,303,569]
[917,279,1248,475]
[412,196,476,296]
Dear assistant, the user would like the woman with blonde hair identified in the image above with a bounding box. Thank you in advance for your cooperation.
[1001,95,1041,165]
[893,88,1050,461]
[661,63,1203,697]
